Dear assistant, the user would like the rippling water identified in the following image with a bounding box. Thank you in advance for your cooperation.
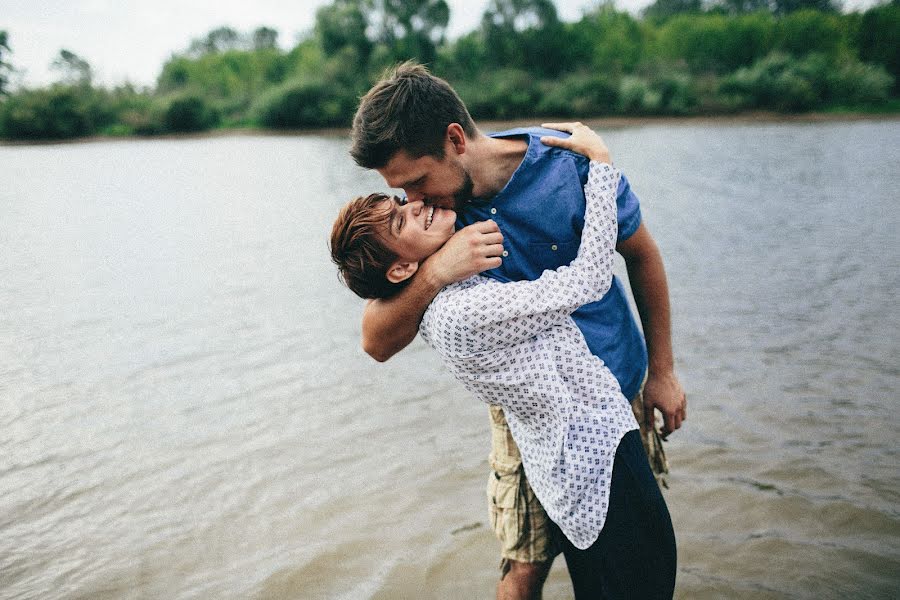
[1,120,898,599]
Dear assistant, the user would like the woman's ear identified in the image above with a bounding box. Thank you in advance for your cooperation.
[386,260,419,284]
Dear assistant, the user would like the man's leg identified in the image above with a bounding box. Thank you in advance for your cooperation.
[498,559,552,600]
[487,406,561,600]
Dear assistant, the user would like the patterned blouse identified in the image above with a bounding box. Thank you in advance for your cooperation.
[419,161,639,549]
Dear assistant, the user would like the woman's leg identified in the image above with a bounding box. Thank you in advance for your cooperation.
[556,429,677,600]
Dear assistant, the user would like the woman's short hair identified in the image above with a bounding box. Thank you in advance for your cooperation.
[329,193,411,299]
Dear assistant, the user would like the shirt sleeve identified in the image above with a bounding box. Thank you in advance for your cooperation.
[574,153,641,243]
[436,162,620,357]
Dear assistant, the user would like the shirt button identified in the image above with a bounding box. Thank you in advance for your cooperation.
[502,251,509,257]
[490,208,497,215]
[551,244,558,251]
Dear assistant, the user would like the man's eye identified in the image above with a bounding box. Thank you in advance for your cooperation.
[398,216,404,231]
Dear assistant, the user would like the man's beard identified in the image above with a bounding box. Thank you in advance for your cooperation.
[451,168,475,210]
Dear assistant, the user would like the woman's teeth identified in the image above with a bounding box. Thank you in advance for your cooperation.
[425,206,434,230]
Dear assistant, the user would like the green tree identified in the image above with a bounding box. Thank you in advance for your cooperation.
[773,0,837,14]
[370,0,451,64]
[51,49,92,86]
[857,1,899,92]
[315,0,372,63]
[480,0,564,73]
[643,0,703,22]
[188,26,244,56]
[252,27,279,50]
[0,31,12,95]
[572,4,646,74]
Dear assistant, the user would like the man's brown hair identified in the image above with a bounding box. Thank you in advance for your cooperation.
[329,193,411,299]
[350,61,477,169]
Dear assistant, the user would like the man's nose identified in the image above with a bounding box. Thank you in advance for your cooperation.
[405,190,426,204]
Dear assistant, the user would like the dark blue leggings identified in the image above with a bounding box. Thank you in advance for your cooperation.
[552,429,677,600]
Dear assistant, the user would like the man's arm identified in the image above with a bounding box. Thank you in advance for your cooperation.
[361,220,504,362]
[617,223,687,436]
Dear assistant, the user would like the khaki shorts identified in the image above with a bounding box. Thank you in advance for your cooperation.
[486,405,561,571]
[486,391,669,570]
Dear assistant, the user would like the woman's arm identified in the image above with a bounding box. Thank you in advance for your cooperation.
[431,157,620,357]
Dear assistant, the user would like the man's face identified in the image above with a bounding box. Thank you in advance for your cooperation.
[377,197,456,263]
[377,149,474,210]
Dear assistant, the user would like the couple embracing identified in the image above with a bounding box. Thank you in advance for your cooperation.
[330,62,686,600]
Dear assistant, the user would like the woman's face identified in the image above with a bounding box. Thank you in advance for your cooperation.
[379,197,456,263]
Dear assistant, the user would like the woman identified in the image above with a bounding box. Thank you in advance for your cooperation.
[330,124,676,599]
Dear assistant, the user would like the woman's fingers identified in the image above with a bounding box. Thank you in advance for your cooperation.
[541,121,584,133]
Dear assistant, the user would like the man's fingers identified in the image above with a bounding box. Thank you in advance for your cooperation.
[484,243,504,257]
[663,411,677,436]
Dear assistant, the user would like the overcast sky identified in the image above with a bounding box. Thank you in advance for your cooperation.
[2,0,878,88]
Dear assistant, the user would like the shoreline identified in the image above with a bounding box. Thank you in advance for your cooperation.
[2,110,898,147]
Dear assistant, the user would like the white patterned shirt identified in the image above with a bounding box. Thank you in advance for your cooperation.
[419,162,639,549]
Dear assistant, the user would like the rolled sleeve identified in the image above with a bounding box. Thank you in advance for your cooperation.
[615,173,642,242]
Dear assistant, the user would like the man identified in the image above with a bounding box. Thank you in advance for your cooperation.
[350,62,686,600]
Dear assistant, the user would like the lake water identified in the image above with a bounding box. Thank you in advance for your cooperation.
[1,120,898,599]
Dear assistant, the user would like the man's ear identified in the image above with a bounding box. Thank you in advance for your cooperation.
[446,123,466,155]
[386,260,419,284]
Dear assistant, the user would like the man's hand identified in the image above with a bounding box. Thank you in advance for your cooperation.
[642,370,686,438]
[423,219,504,286]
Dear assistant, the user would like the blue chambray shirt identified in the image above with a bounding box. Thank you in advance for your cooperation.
[454,127,648,399]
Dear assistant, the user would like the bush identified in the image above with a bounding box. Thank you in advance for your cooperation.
[722,51,894,111]
[536,73,620,116]
[721,53,818,111]
[618,76,663,114]
[456,70,543,120]
[250,76,356,128]
[0,85,102,139]
[652,71,698,114]
[827,59,893,105]
[163,94,220,132]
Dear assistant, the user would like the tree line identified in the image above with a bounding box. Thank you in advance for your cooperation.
[0,0,897,140]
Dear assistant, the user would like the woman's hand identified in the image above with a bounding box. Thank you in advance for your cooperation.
[539,122,611,164]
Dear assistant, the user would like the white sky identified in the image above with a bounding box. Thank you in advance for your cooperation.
[1,0,878,88]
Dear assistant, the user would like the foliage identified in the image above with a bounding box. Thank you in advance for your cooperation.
[856,1,900,91]
[162,94,220,132]
[0,30,12,96]
[0,85,107,139]
[721,51,893,111]
[570,5,646,74]
[250,75,358,128]
[1,3,898,140]
[51,49,92,86]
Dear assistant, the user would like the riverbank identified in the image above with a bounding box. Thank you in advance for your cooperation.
[3,109,899,146]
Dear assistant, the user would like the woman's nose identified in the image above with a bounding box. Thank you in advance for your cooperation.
[407,200,424,215]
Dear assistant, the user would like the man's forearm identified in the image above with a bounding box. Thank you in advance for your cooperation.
[620,224,674,374]
[361,266,443,362]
